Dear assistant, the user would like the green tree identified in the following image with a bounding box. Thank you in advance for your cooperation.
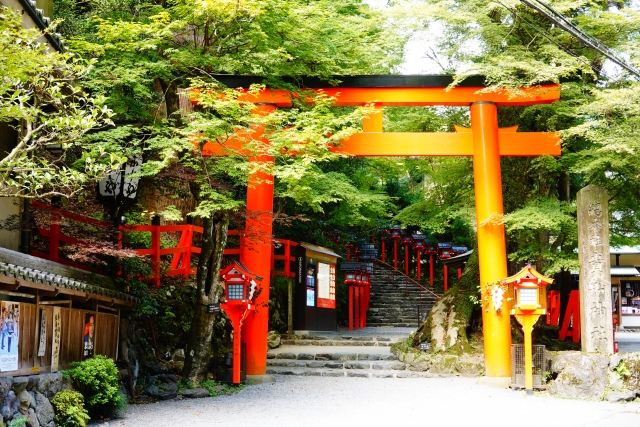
[0,7,118,198]
[57,0,406,382]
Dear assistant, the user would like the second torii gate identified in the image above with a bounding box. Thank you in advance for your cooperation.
[206,74,561,379]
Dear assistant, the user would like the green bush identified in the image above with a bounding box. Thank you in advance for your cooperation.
[65,355,125,418]
[52,389,90,427]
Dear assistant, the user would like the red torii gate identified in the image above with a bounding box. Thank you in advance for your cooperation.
[205,75,561,379]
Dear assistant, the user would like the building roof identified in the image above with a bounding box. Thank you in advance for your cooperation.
[610,246,640,255]
[611,266,640,277]
[16,0,65,52]
[0,248,135,305]
[300,242,341,259]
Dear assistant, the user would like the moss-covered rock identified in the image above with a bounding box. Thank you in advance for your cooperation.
[415,251,480,355]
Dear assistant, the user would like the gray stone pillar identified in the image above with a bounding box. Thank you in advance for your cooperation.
[577,185,613,353]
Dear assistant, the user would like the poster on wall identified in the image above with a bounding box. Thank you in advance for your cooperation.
[51,307,61,371]
[83,313,95,359]
[316,263,336,309]
[37,309,47,357]
[0,302,20,372]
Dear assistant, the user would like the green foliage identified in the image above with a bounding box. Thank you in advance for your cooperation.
[52,390,91,427]
[614,360,631,379]
[200,379,239,396]
[8,418,28,427]
[0,7,120,198]
[65,355,124,418]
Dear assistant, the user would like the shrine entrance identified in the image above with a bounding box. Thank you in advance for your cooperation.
[208,74,561,378]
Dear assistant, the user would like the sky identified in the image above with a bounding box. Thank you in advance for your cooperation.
[365,0,640,77]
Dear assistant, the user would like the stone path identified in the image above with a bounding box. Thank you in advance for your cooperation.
[617,330,640,353]
[92,376,640,427]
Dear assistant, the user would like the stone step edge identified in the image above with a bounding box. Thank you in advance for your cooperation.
[280,340,395,347]
[267,352,398,361]
[267,360,405,370]
[266,367,452,378]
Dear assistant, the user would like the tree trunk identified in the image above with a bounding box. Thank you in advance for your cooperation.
[159,78,183,128]
[182,210,229,384]
[415,250,480,354]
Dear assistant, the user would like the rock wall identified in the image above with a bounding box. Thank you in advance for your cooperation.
[391,342,485,377]
[0,373,61,427]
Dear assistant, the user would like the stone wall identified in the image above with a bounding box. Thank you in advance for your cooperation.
[0,373,61,427]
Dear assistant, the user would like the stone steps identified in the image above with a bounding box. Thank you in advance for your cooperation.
[364,263,438,327]
[265,367,445,378]
[280,339,394,347]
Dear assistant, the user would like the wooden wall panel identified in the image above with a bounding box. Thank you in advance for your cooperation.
[96,313,118,360]
[2,304,119,376]
[19,303,35,371]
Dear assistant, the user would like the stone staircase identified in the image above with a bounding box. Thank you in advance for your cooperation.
[266,328,434,378]
[366,263,439,327]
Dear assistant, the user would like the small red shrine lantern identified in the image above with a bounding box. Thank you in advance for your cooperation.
[401,231,414,246]
[345,242,356,262]
[451,246,469,257]
[389,225,403,269]
[437,242,453,259]
[412,234,426,250]
[220,262,261,385]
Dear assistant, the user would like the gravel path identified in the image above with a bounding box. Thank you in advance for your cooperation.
[93,376,640,427]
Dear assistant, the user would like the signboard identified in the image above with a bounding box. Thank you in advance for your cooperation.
[306,264,316,307]
[519,288,538,306]
[37,309,47,357]
[317,263,336,309]
[51,307,61,372]
[207,303,220,314]
[0,302,20,372]
[83,313,95,359]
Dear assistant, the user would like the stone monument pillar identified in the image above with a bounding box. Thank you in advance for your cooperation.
[577,185,613,353]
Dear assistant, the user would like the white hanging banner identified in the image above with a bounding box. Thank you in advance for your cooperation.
[37,309,47,357]
[51,307,61,372]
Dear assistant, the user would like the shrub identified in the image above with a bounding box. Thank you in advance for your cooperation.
[65,355,126,418]
[52,390,90,427]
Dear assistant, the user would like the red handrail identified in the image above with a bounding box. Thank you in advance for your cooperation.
[375,258,440,301]
[29,201,203,288]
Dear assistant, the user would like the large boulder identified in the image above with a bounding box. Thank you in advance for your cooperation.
[26,407,39,427]
[35,374,62,400]
[11,378,28,396]
[33,393,53,426]
[549,352,613,400]
[17,391,33,415]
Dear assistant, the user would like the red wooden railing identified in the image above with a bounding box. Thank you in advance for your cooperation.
[30,201,203,288]
[30,202,299,287]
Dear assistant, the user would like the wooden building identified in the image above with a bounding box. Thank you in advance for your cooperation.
[0,248,135,376]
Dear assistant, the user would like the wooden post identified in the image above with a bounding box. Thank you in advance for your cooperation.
[33,290,40,368]
[94,303,99,356]
[116,309,121,360]
[50,209,60,261]
[287,277,293,336]
[152,217,161,288]
[67,300,71,364]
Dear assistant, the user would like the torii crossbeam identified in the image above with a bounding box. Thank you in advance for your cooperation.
[207,75,561,379]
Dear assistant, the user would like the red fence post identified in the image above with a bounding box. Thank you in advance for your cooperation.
[49,208,60,262]
[151,216,161,288]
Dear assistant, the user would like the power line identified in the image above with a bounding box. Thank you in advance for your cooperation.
[493,0,601,75]
[519,0,640,78]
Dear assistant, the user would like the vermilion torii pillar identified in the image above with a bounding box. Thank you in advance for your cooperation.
[204,75,561,378]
